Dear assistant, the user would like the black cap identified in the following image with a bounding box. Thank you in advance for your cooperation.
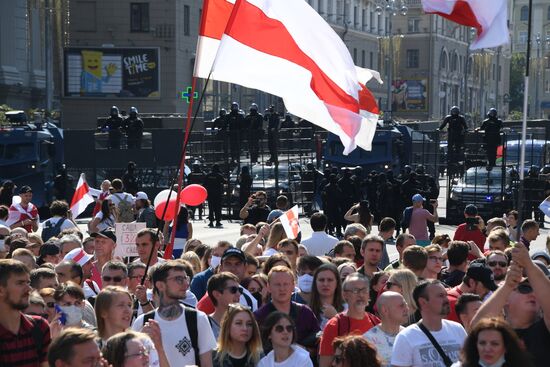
[464,204,478,216]
[221,247,245,263]
[90,227,117,243]
[466,263,497,291]
[19,185,32,194]
[39,242,60,257]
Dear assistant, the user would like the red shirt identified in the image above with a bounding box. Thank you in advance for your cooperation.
[197,293,215,314]
[0,314,51,367]
[7,203,39,232]
[453,223,486,260]
[446,286,463,323]
[319,312,380,355]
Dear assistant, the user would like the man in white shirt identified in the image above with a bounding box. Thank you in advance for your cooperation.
[301,212,338,256]
[391,279,467,367]
[132,261,216,367]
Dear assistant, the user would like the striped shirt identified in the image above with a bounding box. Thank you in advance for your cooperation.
[0,313,51,366]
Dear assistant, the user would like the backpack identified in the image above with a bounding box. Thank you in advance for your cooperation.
[335,312,379,336]
[41,218,66,242]
[143,306,200,365]
[114,193,134,222]
[400,206,413,231]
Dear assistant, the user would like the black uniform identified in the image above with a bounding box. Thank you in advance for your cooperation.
[187,167,206,220]
[264,108,280,162]
[204,167,226,226]
[227,109,246,162]
[479,116,503,166]
[53,169,74,202]
[439,113,467,161]
[238,171,252,209]
[125,116,144,149]
[322,175,343,236]
[102,114,124,149]
[524,172,545,226]
[245,110,264,163]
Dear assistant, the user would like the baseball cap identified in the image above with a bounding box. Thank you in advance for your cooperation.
[64,247,93,267]
[466,263,497,291]
[90,227,117,243]
[464,204,478,216]
[136,191,148,201]
[412,194,425,202]
[531,251,550,265]
[19,185,32,194]
[221,247,246,263]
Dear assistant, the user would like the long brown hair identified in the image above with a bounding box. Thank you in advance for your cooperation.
[216,304,262,365]
[309,263,344,320]
[95,286,132,339]
[333,335,381,367]
[460,317,532,367]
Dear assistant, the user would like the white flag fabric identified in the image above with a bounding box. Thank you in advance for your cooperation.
[422,0,509,50]
[207,0,378,154]
[70,173,95,218]
[279,205,300,240]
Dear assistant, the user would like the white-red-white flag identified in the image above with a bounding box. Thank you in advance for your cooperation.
[204,0,378,154]
[422,0,509,50]
[279,205,300,239]
[70,173,95,218]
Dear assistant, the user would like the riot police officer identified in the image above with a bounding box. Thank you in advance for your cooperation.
[476,108,502,167]
[125,106,144,149]
[227,102,245,163]
[204,164,226,227]
[264,105,280,163]
[102,106,124,149]
[438,106,468,162]
[245,103,264,163]
[524,165,546,227]
[214,108,228,130]
[302,162,323,215]
[187,163,206,220]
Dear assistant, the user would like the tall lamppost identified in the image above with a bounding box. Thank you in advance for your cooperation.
[375,0,408,123]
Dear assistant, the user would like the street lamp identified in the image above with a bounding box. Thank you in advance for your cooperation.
[375,0,407,123]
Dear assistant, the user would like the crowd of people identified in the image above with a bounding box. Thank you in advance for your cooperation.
[0,169,550,367]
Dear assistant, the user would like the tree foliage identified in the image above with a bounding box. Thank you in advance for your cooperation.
[509,54,525,112]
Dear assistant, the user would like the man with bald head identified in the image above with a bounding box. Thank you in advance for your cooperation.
[364,291,409,367]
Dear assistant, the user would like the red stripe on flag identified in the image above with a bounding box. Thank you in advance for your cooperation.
[199,0,234,39]
[359,84,379,115]
[225,0,360,137]
[429,1,483,37]
[70,181,90,208]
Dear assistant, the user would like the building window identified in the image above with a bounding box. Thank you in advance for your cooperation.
[370,52,374,68]
[519,31,528,44]
[520,6,528,21]
[131,3,149,32]
[353,48,357,63]
[184,5,190,35]
[318,0,324,14]
[408,18,420,33]
[362,8,367,30]
[440,49,447,71]
[547,6,550,20]
[406,49,419,68]
[354,6,358,26]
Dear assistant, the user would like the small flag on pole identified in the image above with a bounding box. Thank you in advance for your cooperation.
[70,173,95,218]
[279,205,300,240]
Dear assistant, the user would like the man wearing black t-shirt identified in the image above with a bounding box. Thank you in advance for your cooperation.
[239,190,271,225]
[471,241,550,367]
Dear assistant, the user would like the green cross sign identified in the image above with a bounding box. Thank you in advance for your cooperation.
[180,87,198,103]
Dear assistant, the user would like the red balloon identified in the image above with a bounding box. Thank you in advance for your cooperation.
[180,184,208,206]
[155,199,178,221]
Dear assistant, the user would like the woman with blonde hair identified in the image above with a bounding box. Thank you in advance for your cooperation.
[263,222,287,256]
[180,251,201,275]
[385,269,418,325]
[213,304,263,367]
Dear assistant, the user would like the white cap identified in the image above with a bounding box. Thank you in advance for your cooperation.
[136,191,148,201]
[64,248,93,267]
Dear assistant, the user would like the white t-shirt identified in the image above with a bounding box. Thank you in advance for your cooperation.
[391,320,467,367]
[93,211,116,231]
[40,216,77,232]
[300,231,339,256]
[257,345,313,367]
[263,247,279,257]
[363,325,404,367]
[132,304,217,367]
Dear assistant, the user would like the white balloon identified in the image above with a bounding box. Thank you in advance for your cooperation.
[153,189,177,207]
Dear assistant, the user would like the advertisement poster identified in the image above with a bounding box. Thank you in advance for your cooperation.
[392,79,427,111]
[64,47,160,98]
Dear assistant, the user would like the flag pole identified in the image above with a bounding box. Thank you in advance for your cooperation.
[516,0,533,242]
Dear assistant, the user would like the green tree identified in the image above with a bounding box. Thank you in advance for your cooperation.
[509,54,525,112]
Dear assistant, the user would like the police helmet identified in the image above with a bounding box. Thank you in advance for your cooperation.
[129,106,138,115]
[404,165,413,174]
[529,165,540,177]
[487,108,497,118]
[415,165,425,175]
[231,102,239,110]
[250,103,258,112]
[219,108,227,116]
[540,165,550,175]
[110,106,119,115]
[450,106,460,115]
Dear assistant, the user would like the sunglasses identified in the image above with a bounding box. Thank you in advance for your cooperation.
[344,287,368,295]
[487,261,508,268]
[274,324,293,333]
[516,283,533,294]
[222,286,243,294]
[102,276,124,283]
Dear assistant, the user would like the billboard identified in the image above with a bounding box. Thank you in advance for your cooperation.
[64,47,160,98]
[392,79,428,111]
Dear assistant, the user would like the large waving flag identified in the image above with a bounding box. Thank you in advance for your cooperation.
[202,0,379,154]
[422,0,509,50]
[70,173,95,218]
